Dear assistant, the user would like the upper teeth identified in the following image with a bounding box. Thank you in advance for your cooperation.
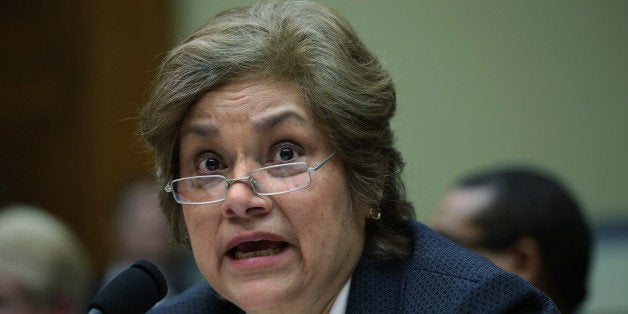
[234,247,283,260]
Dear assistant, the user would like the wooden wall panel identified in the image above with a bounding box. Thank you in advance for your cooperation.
[0,0,171,276]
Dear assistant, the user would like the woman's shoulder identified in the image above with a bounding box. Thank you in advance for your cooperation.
[347,220,558,313]
[407,219,502,280]
[407,220,557,312]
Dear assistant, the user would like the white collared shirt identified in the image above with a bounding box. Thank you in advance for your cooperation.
[329,279,351,314]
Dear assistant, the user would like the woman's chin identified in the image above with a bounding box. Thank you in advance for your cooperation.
[225,281,297,312]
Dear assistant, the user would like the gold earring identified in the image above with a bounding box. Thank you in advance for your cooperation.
[370,207,381,220]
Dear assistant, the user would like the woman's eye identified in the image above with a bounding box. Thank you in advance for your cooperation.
[279,148,295,161]
[199,157,221,173]
[272,145,301,164]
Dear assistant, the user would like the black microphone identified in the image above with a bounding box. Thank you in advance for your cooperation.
[88,260,168,314]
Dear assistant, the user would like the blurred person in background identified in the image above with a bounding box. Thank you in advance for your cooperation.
[0,204,93,314]
[431,166,592,313]
[101,179,202,297]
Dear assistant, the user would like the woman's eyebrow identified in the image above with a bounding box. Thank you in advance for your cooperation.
[181,123,220,138]
[252,110,307,133]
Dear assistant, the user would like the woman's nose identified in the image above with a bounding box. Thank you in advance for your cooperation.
[220,177,271,218]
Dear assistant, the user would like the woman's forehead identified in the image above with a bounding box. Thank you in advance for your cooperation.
[186,80,307,120]
[178,79,327,147]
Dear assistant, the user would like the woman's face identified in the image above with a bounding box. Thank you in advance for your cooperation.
[177,79,368,313]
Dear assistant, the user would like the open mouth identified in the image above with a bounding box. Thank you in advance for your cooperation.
[227,240,289,260]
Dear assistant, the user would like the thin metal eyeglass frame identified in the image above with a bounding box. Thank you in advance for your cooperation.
[164,152,336,205]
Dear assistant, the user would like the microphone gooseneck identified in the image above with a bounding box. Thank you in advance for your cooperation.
[88,260,168,314]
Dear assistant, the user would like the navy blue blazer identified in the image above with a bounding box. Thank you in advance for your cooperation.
[148,221,558,313]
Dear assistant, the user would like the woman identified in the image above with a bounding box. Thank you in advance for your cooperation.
[141,1,557,312]
[431,166,591,313]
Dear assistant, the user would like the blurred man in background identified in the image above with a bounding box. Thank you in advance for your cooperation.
[431,166,592,313]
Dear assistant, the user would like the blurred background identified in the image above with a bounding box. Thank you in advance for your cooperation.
[1,0,626,312]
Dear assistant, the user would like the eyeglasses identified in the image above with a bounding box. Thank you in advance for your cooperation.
[165,153,336,205]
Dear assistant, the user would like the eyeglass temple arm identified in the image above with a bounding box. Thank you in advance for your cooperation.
[309,152,336,171]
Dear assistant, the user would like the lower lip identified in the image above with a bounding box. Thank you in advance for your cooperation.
[227,245,293,271]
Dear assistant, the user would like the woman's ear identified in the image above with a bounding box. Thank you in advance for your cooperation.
[364,205,372,219]
[507,236,543,285]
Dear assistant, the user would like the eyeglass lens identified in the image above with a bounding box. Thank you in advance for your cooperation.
[173,162,311,204]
